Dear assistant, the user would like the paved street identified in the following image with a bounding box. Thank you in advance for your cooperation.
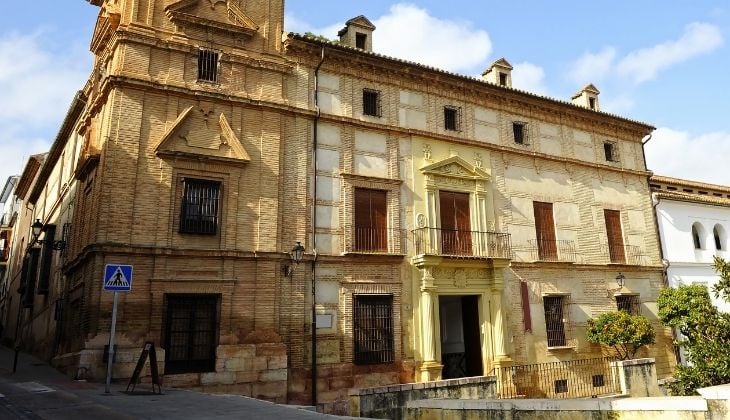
[0,346,350,419]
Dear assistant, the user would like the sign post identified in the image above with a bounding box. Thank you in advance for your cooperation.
[102,264,133,394]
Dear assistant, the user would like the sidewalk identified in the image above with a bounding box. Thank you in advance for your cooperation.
[0,346,352,419]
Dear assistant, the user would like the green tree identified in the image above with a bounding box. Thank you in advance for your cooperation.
[586,310,656,360]
[657,257,730,395]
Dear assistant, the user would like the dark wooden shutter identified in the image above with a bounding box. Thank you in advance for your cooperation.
[37,224,56,295]
[604,210,625,263]
[23,248,40,308]
[520,281,532,332]
[354,188,387,251]
[439,191,472,255]
[533,202,557,260]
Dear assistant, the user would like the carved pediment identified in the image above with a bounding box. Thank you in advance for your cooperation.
[154,103,251,165]
[165,0,258,37]
[421,156,490,181]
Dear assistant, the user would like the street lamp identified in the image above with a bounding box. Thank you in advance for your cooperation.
[30,219,66,251]
[615,273,626,289]
[283,241,305,277]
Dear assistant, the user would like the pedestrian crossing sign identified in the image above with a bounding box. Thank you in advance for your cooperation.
[103,264,133,292]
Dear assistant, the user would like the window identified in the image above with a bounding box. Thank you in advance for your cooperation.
[533,202,557,261]
[444,106,461,131]
[544,295,567,347]
[180,179,221,235]
[353,295,394,364]
[440,191,472,256]
[616,295,640,316]
[513,122,527,145]
[499,72,508,86]
[714,225,725,251]
[604,210,625,264]
[554,379,568,394]
[588,97,596,110]
[362,89,381,117]
[592,374,605,388]
[354,188,387,252]
[197,49,219,83]
[164,294,219,374]
[355,32,367,49]
[692,223,704,249]
[604,141,618,162]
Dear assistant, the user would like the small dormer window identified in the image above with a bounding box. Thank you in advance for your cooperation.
[197,49,219,83]
[589,97,596,110]
[604,141,618,162]
[513,122,528,145]
[356,33,367,49]
[499,72,508,86]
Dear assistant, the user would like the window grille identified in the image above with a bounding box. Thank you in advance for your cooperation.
[543,295,567,347]
[164,294,219,374]
[513,122,528,145]
[353,295,394,364]
[592,374,605,387]
[363,89,381,117]
[554,379,568,394]
[180,179,221,235]
[616,295,640,316]
[444,106,461,131]
[197,49,219,83]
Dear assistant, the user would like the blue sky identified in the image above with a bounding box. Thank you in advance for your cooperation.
[1,1,729,187]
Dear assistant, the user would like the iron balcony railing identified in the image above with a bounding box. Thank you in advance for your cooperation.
[346,227,408,254]
[412,227,512,259]
[601,244,647,265]
[528,238,577,262]
[493,357,620,399]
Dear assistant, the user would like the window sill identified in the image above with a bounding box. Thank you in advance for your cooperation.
[547,345,576,351]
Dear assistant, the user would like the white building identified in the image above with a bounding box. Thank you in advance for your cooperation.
[651,175,730,314]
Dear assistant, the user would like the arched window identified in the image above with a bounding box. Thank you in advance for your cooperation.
[714,224,727,251]
[692,223,705,250]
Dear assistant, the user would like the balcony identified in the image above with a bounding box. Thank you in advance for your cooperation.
[528,239,577,263]
[412,227,512,259]
[601,244,648,265]
[343,227,408,255]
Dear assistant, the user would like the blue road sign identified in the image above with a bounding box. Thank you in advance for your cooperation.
[103,264,133,292]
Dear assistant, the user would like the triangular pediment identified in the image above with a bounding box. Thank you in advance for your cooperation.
[345,15,376,30]
[89,9,120,54]
[165,0,258,37]
[421,156,489,180]
[490,58,513,70]
[155,103,251,165]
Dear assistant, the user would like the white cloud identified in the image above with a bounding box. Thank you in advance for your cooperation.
[287,4,492,74]
[617,23,723,84]
[512,62,548,95]
[0,32,90,184]
[373,4,491,73]
[568,47,616,84]
[645,127,730,185]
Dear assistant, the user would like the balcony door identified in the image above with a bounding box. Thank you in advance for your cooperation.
[533,202,557,260]
[439,191,472,255]
[604,210,625,263]
[354,188,387,252]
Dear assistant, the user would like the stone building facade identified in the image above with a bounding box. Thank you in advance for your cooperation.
[4,0,676,406]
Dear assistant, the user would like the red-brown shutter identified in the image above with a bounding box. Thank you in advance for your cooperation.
[520,281,532,332]
[439,191,472,255]
[533,202,557,260]
[604,210,625,263]
[354,188,387,251]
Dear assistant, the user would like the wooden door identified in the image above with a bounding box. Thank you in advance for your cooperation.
[604,210,625,263]
[533,202,557,260]
[439,191,472,255]
[354,189,387,251]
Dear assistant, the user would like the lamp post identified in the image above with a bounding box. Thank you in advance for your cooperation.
[30,219,66,250]
[615,273,626,289]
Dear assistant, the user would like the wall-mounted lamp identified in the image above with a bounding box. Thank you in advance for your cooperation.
[31,219,66,251]
[283,241,305,277]
[607,272,626,298]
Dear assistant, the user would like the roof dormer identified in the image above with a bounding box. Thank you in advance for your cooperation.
[481,58,513,87]
[338,15,376,52]
[572,84,601,111]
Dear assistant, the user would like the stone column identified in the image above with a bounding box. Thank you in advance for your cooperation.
[419,267,442,382]
[491,267,513,368]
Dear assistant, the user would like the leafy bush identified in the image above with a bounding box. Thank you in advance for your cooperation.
[586,310,655,360]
